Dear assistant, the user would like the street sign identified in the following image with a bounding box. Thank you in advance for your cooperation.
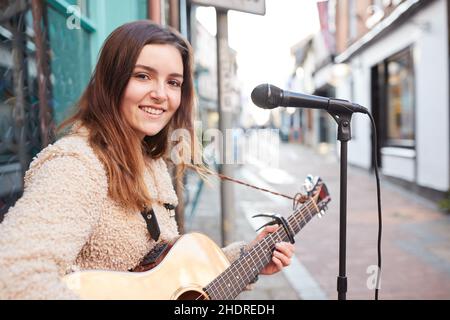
[190,0,266,15]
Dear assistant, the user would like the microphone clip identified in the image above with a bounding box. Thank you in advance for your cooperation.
[327,102,355,142]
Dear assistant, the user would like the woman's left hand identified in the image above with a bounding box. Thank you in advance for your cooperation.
[249,225,296,275]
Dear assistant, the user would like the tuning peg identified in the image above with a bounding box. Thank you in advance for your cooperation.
[318,209,326,218]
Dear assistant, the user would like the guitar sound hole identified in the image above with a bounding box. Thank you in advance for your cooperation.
[177,290,208,300]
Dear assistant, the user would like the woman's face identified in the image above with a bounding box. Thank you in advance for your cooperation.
[121,44,184,139]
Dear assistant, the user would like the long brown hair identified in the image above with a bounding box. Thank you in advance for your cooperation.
[58,20,202,212]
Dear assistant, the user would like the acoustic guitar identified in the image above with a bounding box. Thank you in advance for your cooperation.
[62,175,331,300]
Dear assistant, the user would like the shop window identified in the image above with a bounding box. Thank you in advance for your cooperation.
[385,48,415,147]
[372,47,415,149]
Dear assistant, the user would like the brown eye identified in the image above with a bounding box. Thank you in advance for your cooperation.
[135,73,150,80]
[168,80,181,87]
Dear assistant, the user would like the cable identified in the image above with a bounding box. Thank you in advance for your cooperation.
[367,112,383,300]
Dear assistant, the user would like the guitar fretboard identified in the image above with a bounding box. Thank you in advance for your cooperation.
[204,199,319,300]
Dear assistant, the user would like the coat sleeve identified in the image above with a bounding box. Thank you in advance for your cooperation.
[221,241,257,291]
[221,241,247,264]
[0,154,103,299]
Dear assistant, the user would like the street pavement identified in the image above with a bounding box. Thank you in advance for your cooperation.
[185,142,450,300]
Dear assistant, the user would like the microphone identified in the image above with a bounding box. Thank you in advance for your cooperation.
[251,83,368,114]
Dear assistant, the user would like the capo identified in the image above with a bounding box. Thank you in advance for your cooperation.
[252,213,296,244]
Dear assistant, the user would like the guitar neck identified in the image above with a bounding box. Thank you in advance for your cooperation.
[204,199,319,300]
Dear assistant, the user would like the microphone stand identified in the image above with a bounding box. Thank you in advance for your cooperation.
[327,104,354,300]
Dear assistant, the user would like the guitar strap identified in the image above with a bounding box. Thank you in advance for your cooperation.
[140,203,177,242]
[141,207,160,241]
[133,204,176,272]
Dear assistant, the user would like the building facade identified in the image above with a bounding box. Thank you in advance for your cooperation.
[334,0,449,199]
[288,0,449,201]
[286,0,338,152]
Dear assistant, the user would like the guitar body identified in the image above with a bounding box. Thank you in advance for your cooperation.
[62,233,230,300]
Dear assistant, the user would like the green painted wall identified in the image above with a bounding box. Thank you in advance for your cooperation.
[89,0,147,68]
[46,1,94,124]
[45,0,147,124]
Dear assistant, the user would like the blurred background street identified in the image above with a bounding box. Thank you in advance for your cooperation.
[186,141,450,299]
[1,0,449,299]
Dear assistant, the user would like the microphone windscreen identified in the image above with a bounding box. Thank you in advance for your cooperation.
[251,84,282,109]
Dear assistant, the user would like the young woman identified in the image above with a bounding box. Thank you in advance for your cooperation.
[0,21,294,299]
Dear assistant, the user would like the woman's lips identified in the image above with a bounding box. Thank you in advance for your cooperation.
[139,105,166,118]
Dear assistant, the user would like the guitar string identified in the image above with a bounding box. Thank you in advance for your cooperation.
[219,200,316,300]
[201,200,317,300]
[183,163,310,299]
[202,204,306,300]
[209,196,322,300]
[197,200,319,300]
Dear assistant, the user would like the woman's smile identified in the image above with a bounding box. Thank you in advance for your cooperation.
[139,105,166,118]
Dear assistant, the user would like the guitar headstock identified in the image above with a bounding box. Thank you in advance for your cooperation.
[303,175,331,218]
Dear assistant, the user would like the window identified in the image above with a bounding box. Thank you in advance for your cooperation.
[0,4,41,217]
[372,47,415,149]
[385,48,415,147]
[370,47,415,172]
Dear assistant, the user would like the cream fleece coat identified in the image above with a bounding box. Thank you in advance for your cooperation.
[0,128,245,299]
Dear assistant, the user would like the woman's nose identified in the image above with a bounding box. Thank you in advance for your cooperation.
[149,81,167,102]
